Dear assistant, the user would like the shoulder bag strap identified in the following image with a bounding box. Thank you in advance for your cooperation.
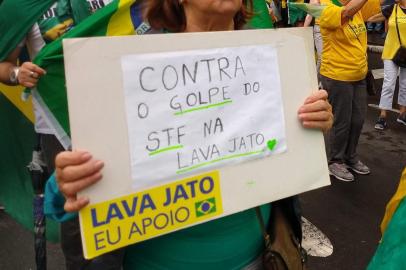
[395,5,403,46]
[255,206,271,247]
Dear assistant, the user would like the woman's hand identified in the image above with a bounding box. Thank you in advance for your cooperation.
[298,89,333,132]
[55,150,104,212]
[17,62,46,88]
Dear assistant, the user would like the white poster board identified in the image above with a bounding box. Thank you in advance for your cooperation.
[63,28,330,259]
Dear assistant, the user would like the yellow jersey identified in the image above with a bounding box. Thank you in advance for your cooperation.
[319,0,380,81]
[382,5,406,60]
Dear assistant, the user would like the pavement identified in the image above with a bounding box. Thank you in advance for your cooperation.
[0,33,405,270]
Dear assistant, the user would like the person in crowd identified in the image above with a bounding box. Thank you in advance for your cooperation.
[367,21,384,32]
[46,0,334,269]
[368,0,406,130]
[318,0,381,182]
[0,1,119,269]
[303,0,323,84]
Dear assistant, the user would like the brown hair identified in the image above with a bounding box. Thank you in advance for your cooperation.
[143,0,254,33]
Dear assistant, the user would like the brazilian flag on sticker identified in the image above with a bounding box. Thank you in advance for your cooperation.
[195,198,217,217]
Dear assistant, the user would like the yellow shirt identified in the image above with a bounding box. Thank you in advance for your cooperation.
[382,6,406,60]
[319,0,380,81]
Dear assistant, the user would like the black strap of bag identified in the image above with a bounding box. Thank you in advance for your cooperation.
[395,5,403,46]
[255,202,307,270]
[390,4,406,67]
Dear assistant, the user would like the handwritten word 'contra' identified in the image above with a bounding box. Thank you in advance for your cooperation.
[138,56,246,92]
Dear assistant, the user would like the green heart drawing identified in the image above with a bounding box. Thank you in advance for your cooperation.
[267,139,277,151]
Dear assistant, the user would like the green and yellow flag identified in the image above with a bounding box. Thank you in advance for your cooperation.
[367,168,406,270]
[0,0,54,61]
[0,0,57,240]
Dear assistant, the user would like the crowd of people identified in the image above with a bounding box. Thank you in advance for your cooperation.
[0,0,405,269]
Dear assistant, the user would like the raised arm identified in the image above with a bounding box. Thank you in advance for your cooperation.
[341,0,369,24]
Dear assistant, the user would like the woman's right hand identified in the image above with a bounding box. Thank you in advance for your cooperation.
[55,150,104,212]
[18,61,46,88]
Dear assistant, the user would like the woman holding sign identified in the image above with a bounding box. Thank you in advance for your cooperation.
[49,0,333,269]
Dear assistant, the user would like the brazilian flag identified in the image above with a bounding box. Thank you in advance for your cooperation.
[195,198,217,217]
[0,0,58,241]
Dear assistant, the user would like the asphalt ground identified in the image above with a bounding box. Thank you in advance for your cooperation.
[0,33,405,270]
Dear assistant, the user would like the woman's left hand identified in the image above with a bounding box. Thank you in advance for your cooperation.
[298,89,333,132]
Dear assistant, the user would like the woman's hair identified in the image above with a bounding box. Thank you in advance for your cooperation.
[143,0,254,32]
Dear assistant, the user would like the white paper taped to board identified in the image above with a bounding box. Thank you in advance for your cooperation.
[121,44,286,189]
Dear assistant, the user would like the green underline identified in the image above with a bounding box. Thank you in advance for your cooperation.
[174,100,233,116]
[176,149,265,174]
[149,145,184,156]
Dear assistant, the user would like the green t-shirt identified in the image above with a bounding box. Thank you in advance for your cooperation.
[37,0,114,42]
[37,1,75,43]
[124,204,271,270]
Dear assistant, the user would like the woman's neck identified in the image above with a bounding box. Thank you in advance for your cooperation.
[183,9,234,32]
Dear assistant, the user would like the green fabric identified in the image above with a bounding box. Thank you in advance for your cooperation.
[37,0,74,43]
[124,204,270,270]
[0,0,54,61]
[287,1,307,25]
[331,0,343,7]
[288,3,327,19]
[249,0,274,29]
[368,198,406,270]
[34,0,120,136]
[70,0,93,24]
[0,92,59,242]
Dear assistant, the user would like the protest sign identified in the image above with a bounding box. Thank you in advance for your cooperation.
[63,28,330,259]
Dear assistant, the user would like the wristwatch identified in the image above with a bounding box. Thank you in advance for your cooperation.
[9,67,20,85]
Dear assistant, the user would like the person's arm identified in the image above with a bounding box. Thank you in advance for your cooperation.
[298,90,333,131]
[341,0,369,25]
[56,151,104,212]
[367,12,386,22]
[303,0,320,26]
[304,14,314,26]
[0,46,20,85]
[0,46,46,88]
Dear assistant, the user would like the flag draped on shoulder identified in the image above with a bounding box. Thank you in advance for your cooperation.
[0,0,54,61]
[288,2,327,23]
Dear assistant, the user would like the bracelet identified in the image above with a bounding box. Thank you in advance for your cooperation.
[9,66,20,85]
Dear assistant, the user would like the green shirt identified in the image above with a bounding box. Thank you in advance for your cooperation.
[124,204,270,270]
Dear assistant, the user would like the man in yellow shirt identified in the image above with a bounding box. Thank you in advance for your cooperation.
[319,0,380,181]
